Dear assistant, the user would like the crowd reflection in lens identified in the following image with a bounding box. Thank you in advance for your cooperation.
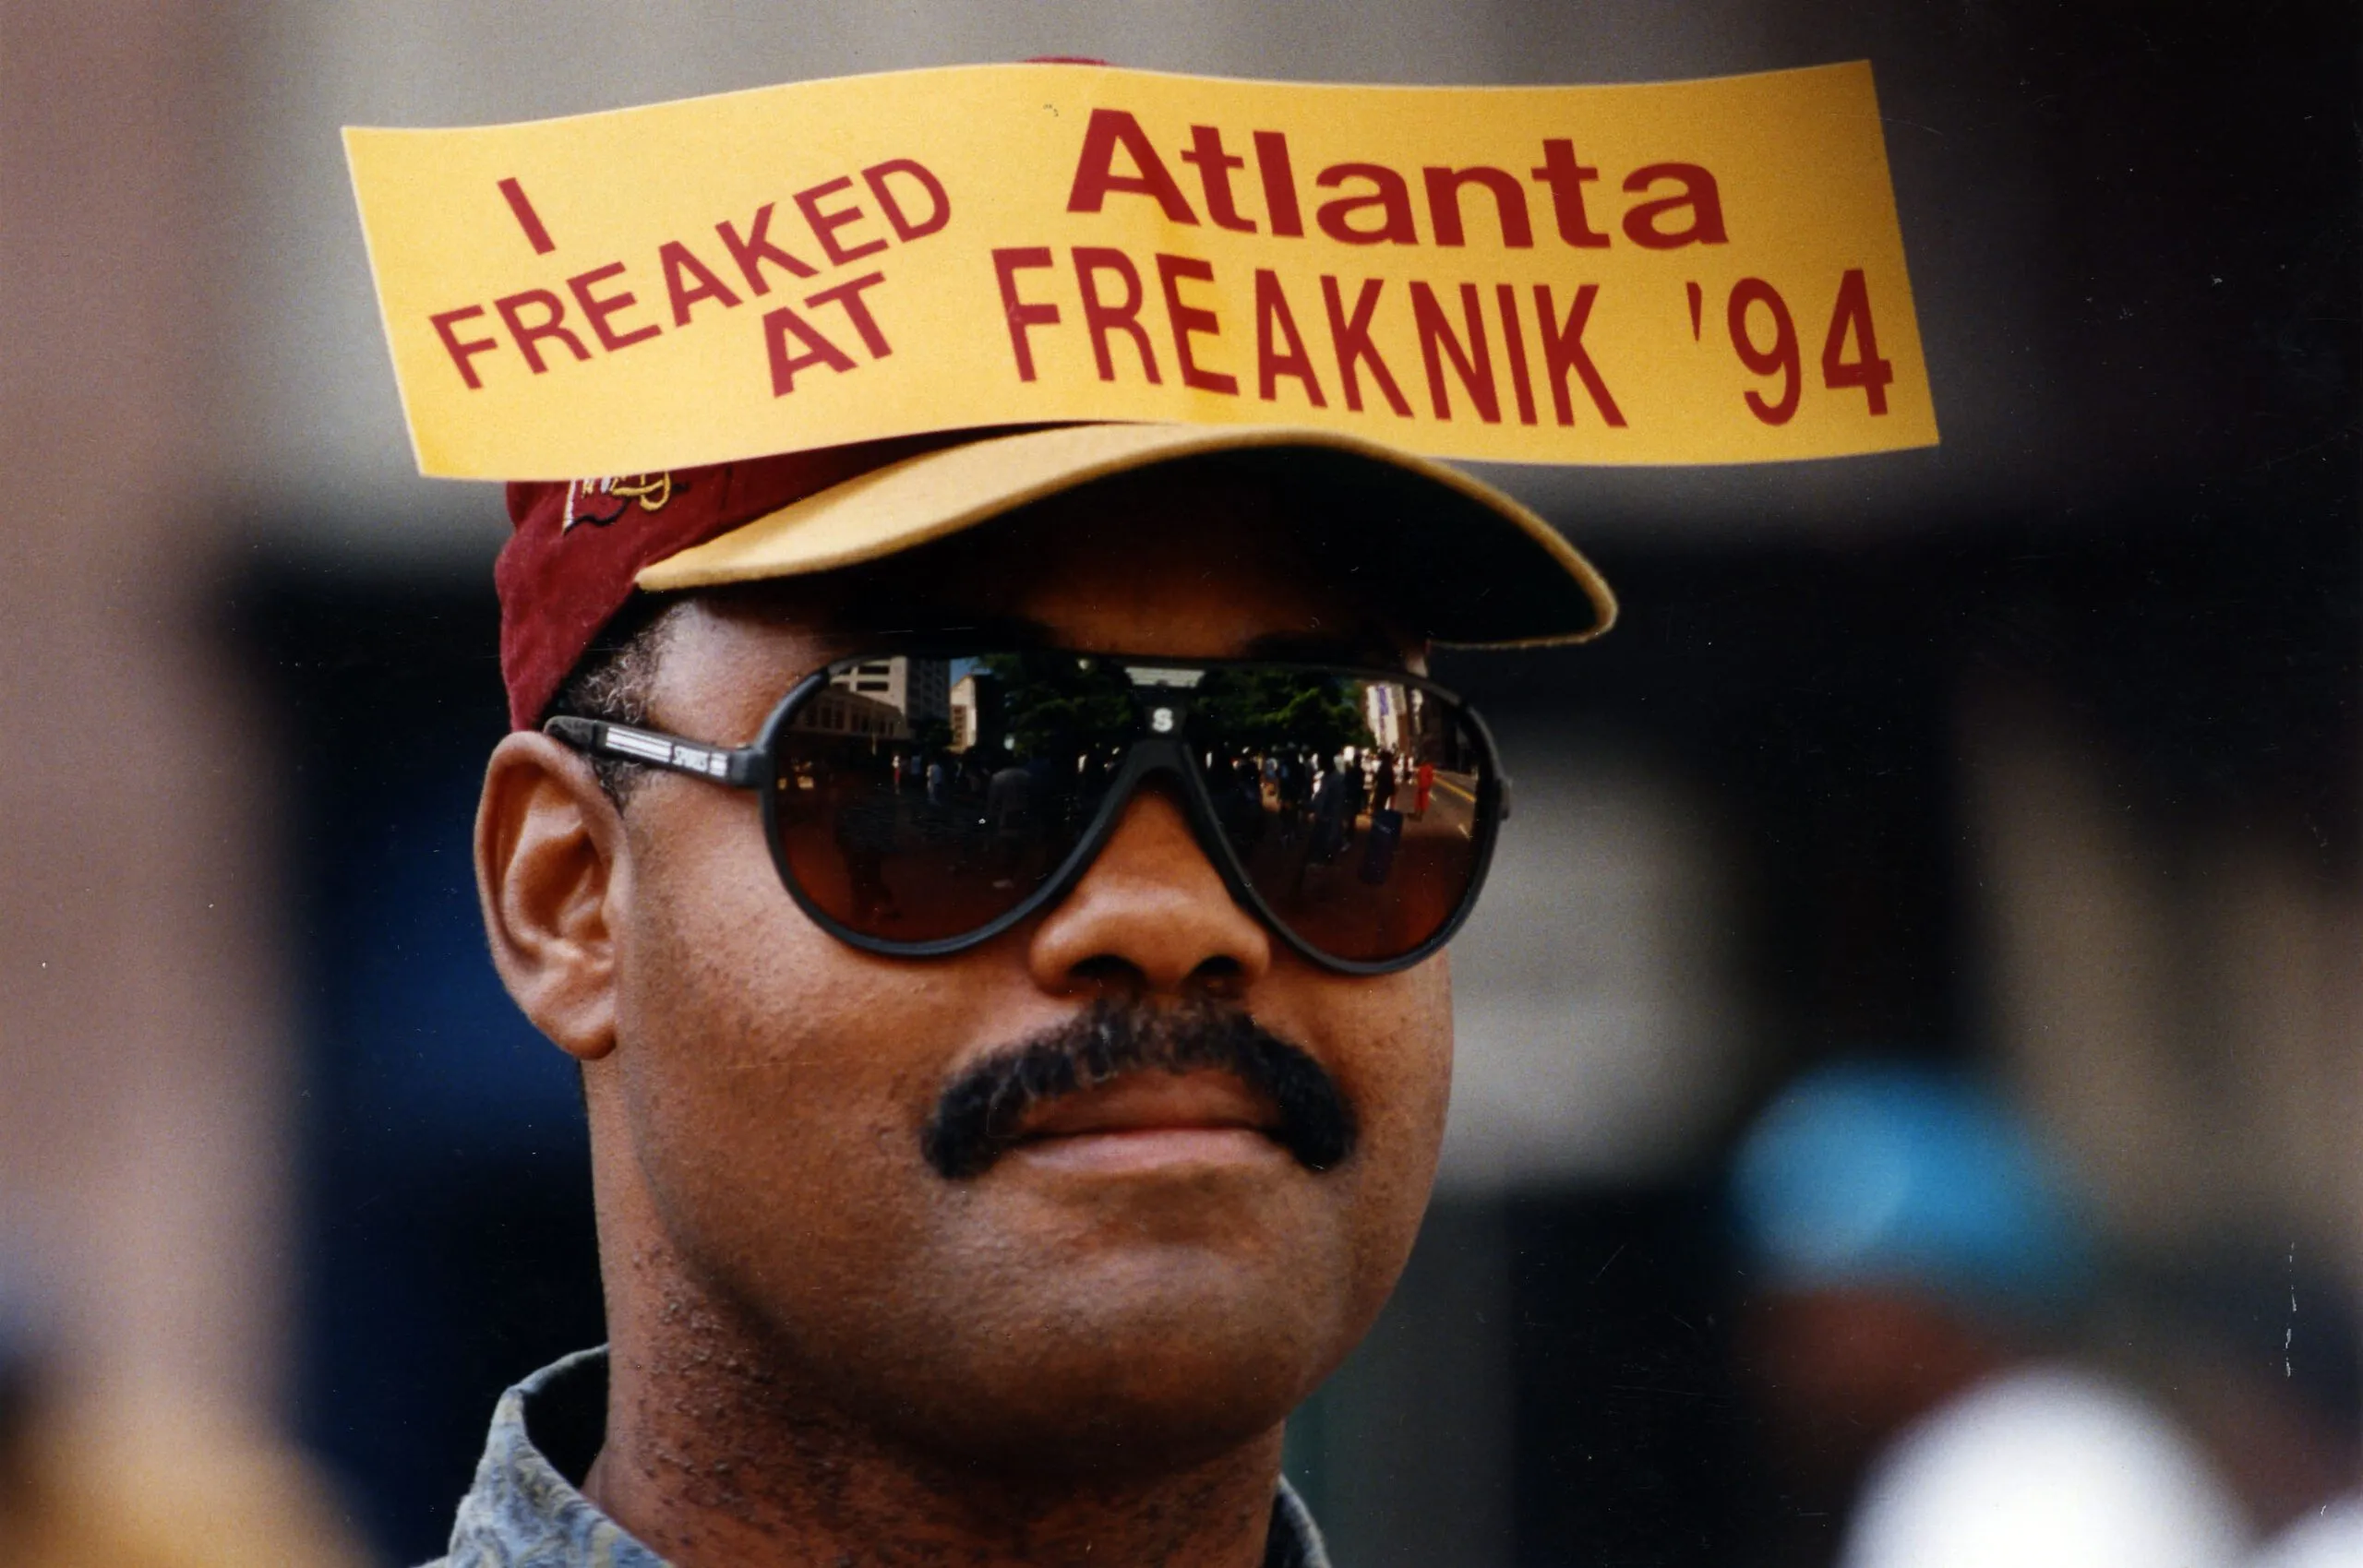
[770,653,1492,961]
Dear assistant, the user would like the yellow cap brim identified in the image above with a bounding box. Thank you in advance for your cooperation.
[635,423,1614,647]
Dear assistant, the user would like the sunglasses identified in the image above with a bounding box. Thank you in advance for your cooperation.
[546,651,1509,974]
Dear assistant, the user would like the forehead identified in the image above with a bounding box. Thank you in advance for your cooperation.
[684,466,1418,673]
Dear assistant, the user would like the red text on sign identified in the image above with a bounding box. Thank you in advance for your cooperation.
[1065,109,1726,255]
[1723,271,1896,425]
[425,155,949,392]
[986,243,1625,430]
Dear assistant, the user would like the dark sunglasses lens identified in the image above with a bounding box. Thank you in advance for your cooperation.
[767,654,1134,943]
[1189,670,1492,964]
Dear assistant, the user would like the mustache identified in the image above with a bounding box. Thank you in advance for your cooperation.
[921,1001,1358,1180]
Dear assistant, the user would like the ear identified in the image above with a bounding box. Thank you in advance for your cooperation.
[475,731,628,1061]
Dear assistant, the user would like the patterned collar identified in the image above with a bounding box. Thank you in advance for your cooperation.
[430,1347,1333,1568]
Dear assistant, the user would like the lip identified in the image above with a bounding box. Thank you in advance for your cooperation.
[1005,1071,1289,1175]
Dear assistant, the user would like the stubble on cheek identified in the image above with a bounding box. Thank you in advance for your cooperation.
[1306,952,1456,1347]
[604,799,951,1333]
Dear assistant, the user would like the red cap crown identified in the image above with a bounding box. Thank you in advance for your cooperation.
[496,57,1117,731]
[496,432,966,729]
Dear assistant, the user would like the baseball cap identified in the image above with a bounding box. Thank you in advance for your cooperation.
[1730,1060,2093,1323]
[498,421,1617,730]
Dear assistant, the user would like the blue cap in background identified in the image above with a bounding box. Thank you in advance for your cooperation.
[1731,1060,2093,1322]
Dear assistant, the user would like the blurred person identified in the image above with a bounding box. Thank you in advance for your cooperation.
[0,1270,48,1562]
[1732,1060,2252,1568]
[2105,1249,2363,1539]
[1276,750,1312,842]
[0,1266,366,1568]
[1306,752,1361,864]
[2249,1497,2363,1568]
[985,753,1037,882]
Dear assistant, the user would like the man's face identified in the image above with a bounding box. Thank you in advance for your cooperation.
[542,473,1456,1477]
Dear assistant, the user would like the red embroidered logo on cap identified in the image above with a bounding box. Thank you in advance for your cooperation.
[563,473,678,533]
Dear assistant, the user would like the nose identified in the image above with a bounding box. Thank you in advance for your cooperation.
[1026,780,1272,999]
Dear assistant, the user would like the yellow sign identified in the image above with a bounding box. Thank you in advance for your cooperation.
[347,61,1937,480]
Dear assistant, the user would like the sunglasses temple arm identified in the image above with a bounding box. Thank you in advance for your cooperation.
[542,716,767,790]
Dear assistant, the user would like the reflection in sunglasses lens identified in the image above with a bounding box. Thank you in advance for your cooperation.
[770,654,1130,942]
[767,655,1488,964]
[1188,670,1486,964]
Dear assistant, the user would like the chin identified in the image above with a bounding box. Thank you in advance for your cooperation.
[929,1326,1319,1482]
[863,1248,1350,1483]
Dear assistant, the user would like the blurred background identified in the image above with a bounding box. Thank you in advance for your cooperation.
[0,2,2353,1564]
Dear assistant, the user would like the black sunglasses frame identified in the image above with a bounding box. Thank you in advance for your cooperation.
[546,652,1511,976]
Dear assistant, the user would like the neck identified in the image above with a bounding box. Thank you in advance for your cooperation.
[585,1259,1289,1568]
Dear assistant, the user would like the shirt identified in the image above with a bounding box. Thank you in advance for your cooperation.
[429,1347,1335,1568]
